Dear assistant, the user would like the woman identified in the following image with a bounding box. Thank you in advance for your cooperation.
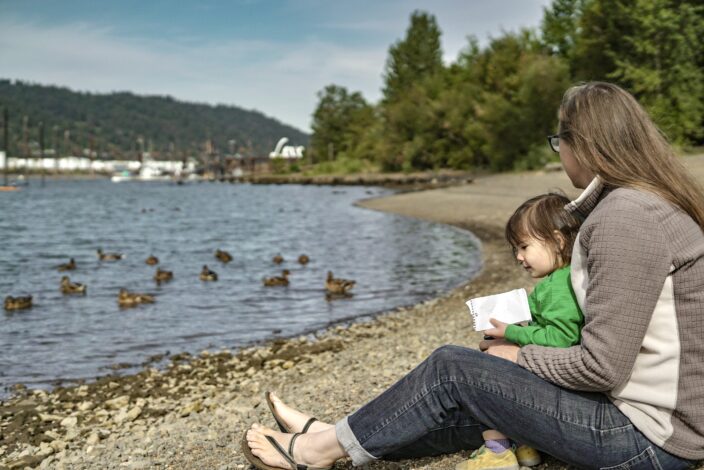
[243,82,704,469]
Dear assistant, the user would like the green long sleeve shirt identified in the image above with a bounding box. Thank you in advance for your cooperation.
[504,266,583,348]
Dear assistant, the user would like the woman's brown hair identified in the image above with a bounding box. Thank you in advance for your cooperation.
[505,192,582,268]
[559,82,704,230]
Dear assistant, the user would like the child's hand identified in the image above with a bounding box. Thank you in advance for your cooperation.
[484,318,509,339]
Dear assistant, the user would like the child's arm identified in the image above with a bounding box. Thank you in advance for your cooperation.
[504,272,583,348]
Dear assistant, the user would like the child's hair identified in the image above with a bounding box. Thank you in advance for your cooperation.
[505,192,582,268]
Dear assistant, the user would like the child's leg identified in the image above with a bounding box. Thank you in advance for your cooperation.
[482,429,512,454]
[454,429,518,470]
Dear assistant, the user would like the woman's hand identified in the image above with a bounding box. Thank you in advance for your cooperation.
[484,318,508,339]
[479,338,520,363]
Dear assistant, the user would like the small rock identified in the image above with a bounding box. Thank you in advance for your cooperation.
[50,440,68,452]
[39,413,64,422]
[105,395,130,410]
[179,400,203,417]
[78,401,94,411]
[60,416,78,427]
[86,433,100,445]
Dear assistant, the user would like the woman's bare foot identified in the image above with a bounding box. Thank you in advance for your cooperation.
[246,424,339,469]
[269,393,335,434]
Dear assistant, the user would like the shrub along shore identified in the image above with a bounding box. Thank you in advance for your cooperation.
[2,156,703,470]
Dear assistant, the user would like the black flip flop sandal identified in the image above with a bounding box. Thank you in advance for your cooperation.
[266,391,318,434]
[241,429,332,470]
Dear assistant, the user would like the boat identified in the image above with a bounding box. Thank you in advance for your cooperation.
[111,166,171,183]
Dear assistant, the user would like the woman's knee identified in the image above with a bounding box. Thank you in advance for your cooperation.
[426,345,507,380]
[426,345,483,371]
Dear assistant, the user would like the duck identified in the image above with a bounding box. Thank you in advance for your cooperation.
[154,268,173,283]
[97,248,124,261]
[263,269,290,287]
[118,288,155,308]
[272,254,284,264]
[215,249,233,263]
[145,255,159,266]
[4,295,33,311]
[200,265,218,281]
[325,271,356,295]
[60,276,87,295]
[56,258,76,271]
[298,254,310,265]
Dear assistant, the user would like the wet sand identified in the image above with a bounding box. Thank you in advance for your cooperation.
[2,155,703,469]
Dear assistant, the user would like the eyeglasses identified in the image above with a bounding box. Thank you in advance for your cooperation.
[547,134,562,153]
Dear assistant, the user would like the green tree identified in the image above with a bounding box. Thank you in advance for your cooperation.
[379,11,445,170]
[607,0,704,142]
[382,10,443,105]
[541,0,587,74]
[310,84,375,163]
[456,31,570,170]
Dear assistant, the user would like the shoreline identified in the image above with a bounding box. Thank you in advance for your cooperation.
[2,156,704,469]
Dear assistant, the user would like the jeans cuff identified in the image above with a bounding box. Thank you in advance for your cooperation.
[335,416,377,466]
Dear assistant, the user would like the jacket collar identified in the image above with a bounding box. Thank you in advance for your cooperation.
[565,176,608,218]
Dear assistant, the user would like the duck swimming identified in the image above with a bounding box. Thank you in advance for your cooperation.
[325,271,356,295]
[4,295,33,311]
[56,258,76,271]
[145,255,159,265]
[298,254,310,265]
[60,276,87,295]
[215,249,233,263]
[118,288,155,308]
[154,268,173,283]
[272,254,284,264]
[97,249,124,261]
[200,265,218,281]
[263,269,290,287]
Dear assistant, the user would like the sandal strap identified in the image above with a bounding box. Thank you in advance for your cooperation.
[289,433,302,456]
[265,432,332,470]
[265,434,297,470]
[301,418,317,434]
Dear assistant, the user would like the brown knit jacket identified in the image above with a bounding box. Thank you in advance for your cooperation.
[517,178,704,460]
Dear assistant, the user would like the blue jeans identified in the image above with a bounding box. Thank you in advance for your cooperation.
[335,346,696,469]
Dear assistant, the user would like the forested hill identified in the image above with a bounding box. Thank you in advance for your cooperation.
[0,79,309,159]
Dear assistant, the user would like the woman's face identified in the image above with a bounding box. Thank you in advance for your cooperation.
[560,141,594,189]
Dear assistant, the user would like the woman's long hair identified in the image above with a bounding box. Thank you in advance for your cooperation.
[559,82,704,230]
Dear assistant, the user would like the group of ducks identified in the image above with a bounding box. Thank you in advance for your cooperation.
[4,249,356,312]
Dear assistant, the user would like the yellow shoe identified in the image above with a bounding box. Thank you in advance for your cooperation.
[515,445,542,467]
[455,445,519,470]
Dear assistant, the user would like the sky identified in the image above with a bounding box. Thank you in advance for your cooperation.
[0,0,552,133]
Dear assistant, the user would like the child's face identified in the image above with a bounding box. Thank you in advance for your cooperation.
[514,236,559,278]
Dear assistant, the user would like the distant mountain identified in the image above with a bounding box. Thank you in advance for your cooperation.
[0,79,309,160]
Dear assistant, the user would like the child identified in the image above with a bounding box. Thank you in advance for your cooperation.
[456,193,584,470]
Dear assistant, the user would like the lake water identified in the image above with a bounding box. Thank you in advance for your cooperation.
[0,179,481,395]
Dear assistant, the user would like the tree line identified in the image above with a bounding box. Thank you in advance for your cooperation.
[0,80,309,160]
[310,0,704,172]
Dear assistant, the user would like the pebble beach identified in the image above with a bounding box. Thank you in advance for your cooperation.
[2,156,704,470]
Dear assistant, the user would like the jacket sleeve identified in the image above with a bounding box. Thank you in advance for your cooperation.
[516,198,672,391]
[505,277,582,347]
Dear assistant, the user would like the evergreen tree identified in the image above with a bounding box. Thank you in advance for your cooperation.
[382,11,443,105]
[608,0,704,142]
[541,0,587,71]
